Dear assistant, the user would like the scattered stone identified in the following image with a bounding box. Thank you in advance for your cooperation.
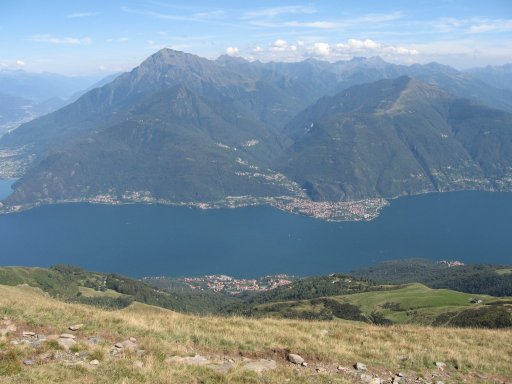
[355,362,368,371]
[360,373,381,384]
[392,377,401,383]
[315,366,326,373]
[242,359,277,374]
[398,355,408,361]
[133,360,144,369]
[68,324,83,331]
[436,382,445,384]
[129,337,137,343]
[136,349,145,357]
[59,333,76,339]
[435,361,446,371]
[23,331,36,337]
[90,359,100,366]
[288,353,304,365]
[166,354,210,366]
[114,339,138,351]
[397,373,405,377]
[10,340,19,346]
[57,337,76,351]
[301,361,308,367]
[23,359,34,366]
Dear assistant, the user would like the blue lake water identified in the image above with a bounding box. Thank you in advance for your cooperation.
[0,178,511,278]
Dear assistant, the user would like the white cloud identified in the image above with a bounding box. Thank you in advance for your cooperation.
[245,5,316,19]
[333,39,418,56]
[311,42,330,56]
[16,60,25,66]
[226,46,239,56]
[31,34,92,45]
[468,19,512,33]
[192,10,225,19]
[283,20,341,29]
[252,46,263,53]
[270,39,289,52]
[67,12,99,18]
[98,65,106,71]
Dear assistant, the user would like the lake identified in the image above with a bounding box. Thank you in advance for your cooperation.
[0,178,511,277]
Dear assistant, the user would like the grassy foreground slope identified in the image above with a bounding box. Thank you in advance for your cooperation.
[1,284,511,383]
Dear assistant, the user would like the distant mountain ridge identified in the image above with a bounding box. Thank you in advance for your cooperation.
[1,49,512,220]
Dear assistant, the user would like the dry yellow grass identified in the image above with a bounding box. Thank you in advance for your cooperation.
[0,284,511,383]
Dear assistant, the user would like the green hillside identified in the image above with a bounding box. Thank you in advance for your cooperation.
[352,258,512,296]
[247,284,512,328]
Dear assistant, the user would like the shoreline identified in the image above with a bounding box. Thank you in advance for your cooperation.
[0,194,390,222]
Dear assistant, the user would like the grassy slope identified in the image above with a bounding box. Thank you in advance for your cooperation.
[253,284,511,325]
[0,284,511,383]
[338,284,491,324]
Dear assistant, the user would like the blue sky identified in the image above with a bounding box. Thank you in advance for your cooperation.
[1,0,511,75]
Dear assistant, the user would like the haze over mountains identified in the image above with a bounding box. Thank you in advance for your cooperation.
[1,49,512,218]
[0,70,107,136]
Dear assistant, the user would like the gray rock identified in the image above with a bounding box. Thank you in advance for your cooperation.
[22,331,36,337]
[435,361,446,370]
[166,354,210,366]
[59,333,76,339]
[355,362,368,370]
[90,359,100,366]
[57,337,76,351]
[23,359,34,366]
[288,353,304,364]
[115,339,138,351]
[243,359,277,374]
[68,324,83,331]
[301,361,308,367]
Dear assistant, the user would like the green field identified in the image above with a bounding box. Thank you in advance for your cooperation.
[252,284,512,326]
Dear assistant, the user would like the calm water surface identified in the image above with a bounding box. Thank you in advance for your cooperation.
[0,178,510,277]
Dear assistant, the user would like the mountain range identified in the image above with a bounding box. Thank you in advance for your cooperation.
[1,49,512,219]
